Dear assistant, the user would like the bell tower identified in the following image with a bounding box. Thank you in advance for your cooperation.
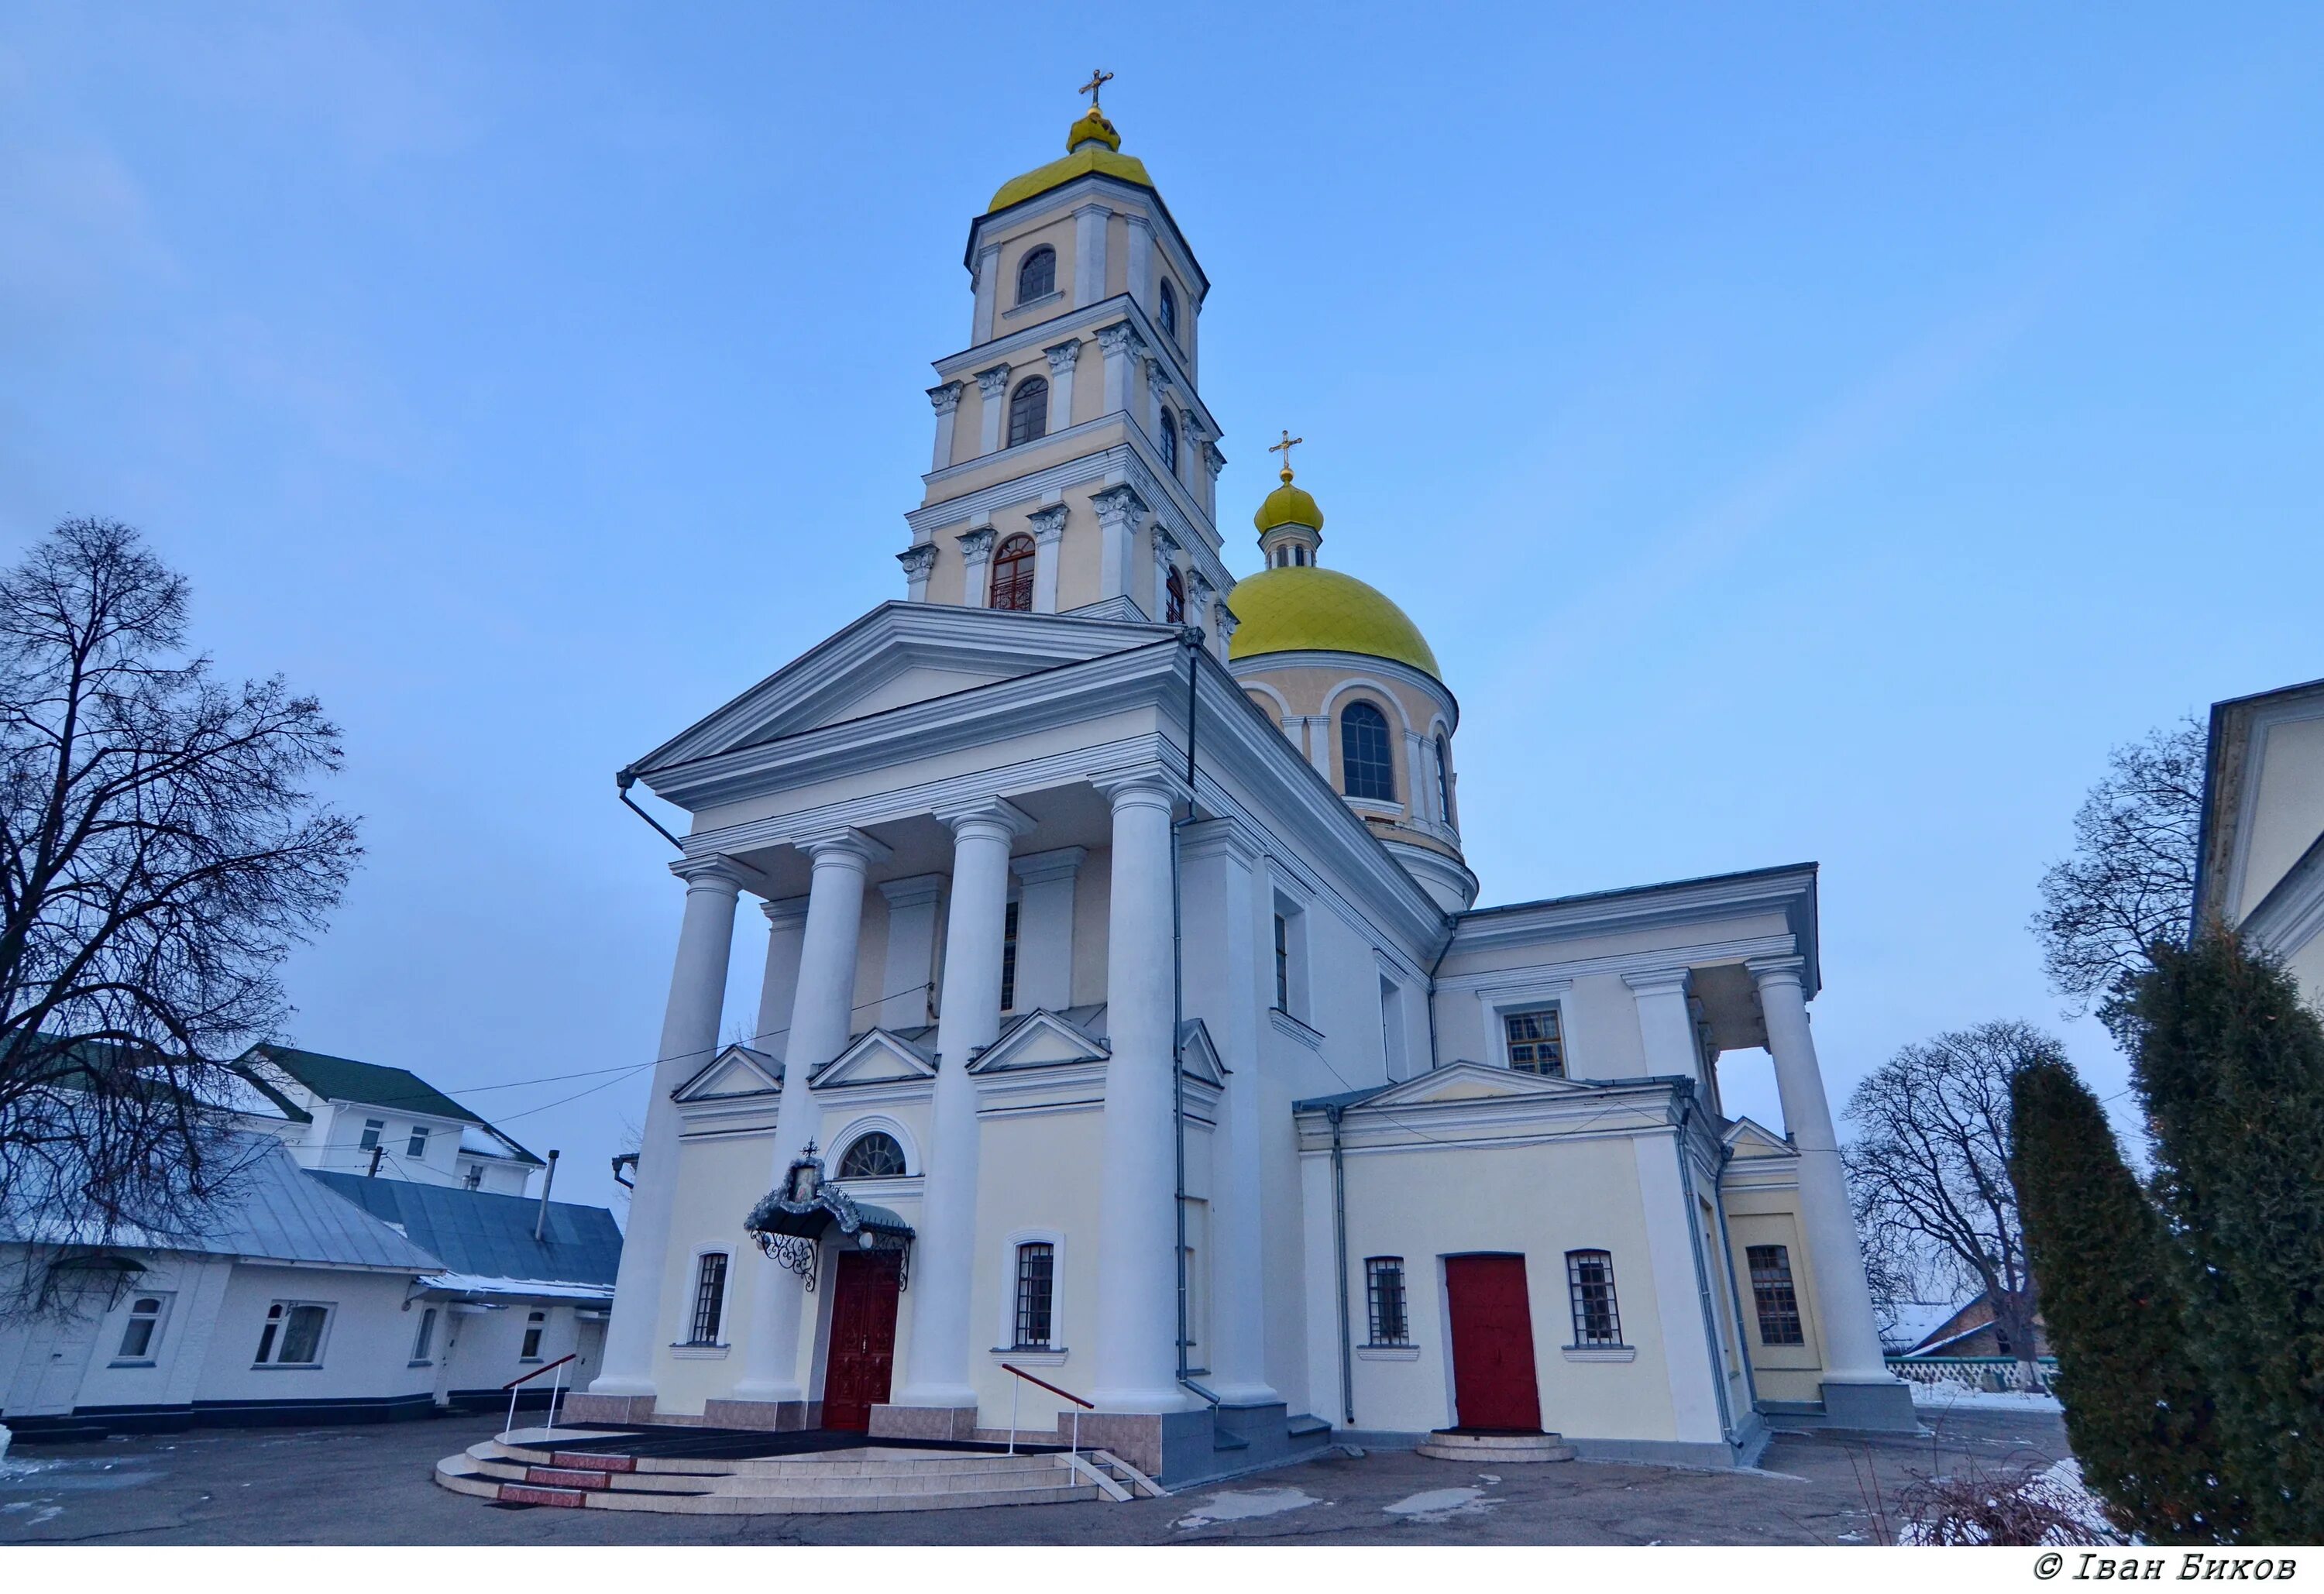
[896,79,1236,654]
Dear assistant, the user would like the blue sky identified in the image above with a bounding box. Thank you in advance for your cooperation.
[3,5,2317,1211]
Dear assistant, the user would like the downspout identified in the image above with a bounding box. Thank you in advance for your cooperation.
[1171,626,1217,1407]
[1710,1139,1763,1422]
[1326,1104,1355,1428]
[616,768,685,853]
[1673,1095,1738,1447]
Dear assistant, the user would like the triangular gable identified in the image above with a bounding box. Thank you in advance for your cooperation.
[968,1009,1110,1074]
[672,1045,783,1103]
[1177,1019,1226,1087]
[1722,1115,1796,1159]
[810,1029,938,1088]
[1353,1060,1597,1111]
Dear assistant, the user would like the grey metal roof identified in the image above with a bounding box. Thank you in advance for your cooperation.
[309,1171,621,1289]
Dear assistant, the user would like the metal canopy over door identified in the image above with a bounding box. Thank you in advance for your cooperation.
[1444,1253,1543,1432]
[820,1249,902,1431]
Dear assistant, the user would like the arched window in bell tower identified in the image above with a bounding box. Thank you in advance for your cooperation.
[1164,566,1186,624]
[990,533,1036,612]
[1341,701,1395,802]
[1016,246,1056,303]
[1007,377,1049,447]
[1159,279,1179,340]
[1159,409,1178,473]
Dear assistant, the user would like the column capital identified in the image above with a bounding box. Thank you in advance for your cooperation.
[1071,201,1114,222]
[669,854,748,895]
[1009,844,1088,887]
[761,894,810,930]
[1027,503,1070,541]
[1623,967,1694,997]
[1095,321,1143,359]
[795,826,892,871]
[927,381,962,414]
[1043,338,1082,373]
[1151,524,1181,558]
[1746,956,1810,993]
[1093,767,1188,813]
[1186,568,1215,606]
[974,364,1011,400]
[877,872,947,911]
[1091,482,1149,528]
[1202,440,1227,481]
[896,543,937,578]
[958,526,996,558]
[933,794,1036,842]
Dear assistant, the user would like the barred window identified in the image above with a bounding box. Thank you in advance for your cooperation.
[837,1132,906,1180]
[1365,1257,1410,1345]
[1566,1250,1623,1346]
[1014,1242,1055,1348]
[1504,1008,1565,1077]
[1007,377,1049,447]
[1340,701,1395,801]
[1164,566,1186,624]
[1746,1244,1805,1345]
[990,533,1036,612]
[1016,246,1055,302]
[689,1253,728,1345]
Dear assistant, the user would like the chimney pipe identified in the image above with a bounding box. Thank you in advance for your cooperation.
[534,1149,560,1242]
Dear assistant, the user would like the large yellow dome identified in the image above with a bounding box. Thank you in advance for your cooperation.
[1227,565,1442,681]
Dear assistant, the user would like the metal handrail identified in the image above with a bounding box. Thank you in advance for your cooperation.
[503,1352,579,1439]
[502,1352,579,1390]
[999,1362,1093,1461]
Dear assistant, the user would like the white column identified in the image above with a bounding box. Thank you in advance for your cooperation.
[927,383,962,472]
[1072,203,1110,305]
[894,797,1034,1409]
[1009,847,1084,1012]
[971,242,999,344]
[757,896,810,1060]
[1626,968,1704,1087]
[896,544,937,603]
[1749,957,1894,1386]
[1178,821,1278,1405]
[1092,484,1145,606]
[958,525,995,609]
[1090,771,1192,1411]
[732,830,888,1403]
[876,874,944,1029]
[1124,213,1154,314]
[974,366,1010,456]
[1097,322,1140,415]
[1044,339,1080,433]
[1027,505,1067,615]
[593,856,744,1396]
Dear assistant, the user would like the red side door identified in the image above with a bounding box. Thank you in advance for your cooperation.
[820,1250,902,1431]
[1444,1254,1544,1432]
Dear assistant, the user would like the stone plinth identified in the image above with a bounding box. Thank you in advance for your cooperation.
[868,1403,980,1442]
[703,1398,816,1432]
[1416,1429,1576,1463]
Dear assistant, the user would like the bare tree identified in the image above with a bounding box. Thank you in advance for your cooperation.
[0,518,360,1293]
[2031,717,2205,1032]
[1844,1021,2058,1388]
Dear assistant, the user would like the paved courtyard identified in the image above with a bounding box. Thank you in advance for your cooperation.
[1,1403,2068,1546]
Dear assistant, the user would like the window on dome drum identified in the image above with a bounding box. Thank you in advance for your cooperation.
[1339,701,1396,801]
[115,1293,171,1363]
[689,1253,728,1345]
[1159,278,1179,340]
[1016,245,1055,303]
[1164,566,1186,624]
[1746,1244,1805,1346]
[1014,1242,1055,1348]
[1566,1251,1624,1346]
[1160,407,1178,472]
[1366,1257,1410,1345]
[999,899,1020,1009]
[1504,1007,1565,1076]
[837,1131,906,1180]
[1435,733,1453,823]
[1007,376,1049,447]
[989,532,1036,612]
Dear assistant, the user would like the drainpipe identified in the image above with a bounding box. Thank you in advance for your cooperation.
[1672,1099,1738,1447]
[534,1149,560,1242]
[1326,1103,1355,1428]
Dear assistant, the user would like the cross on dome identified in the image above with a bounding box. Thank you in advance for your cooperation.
[1079,67,1114,110]
[1268,428,1304,483]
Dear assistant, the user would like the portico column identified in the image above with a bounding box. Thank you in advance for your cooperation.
[732,829,889,1404]
[1749,957,1896,1390]
[893,797,1035,1410]
[1092,484,1146,606]
[756,896,810,1059]
[1028,504,1068,614]
[1091,771,1191,1411]
[975,366,1010,455]
[958,524,996,610]
[1043,339,1080,434]
[927,383,962,472]
[592,856,745,1397]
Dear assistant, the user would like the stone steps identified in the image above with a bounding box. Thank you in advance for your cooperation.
[1415,1429,1578,1464]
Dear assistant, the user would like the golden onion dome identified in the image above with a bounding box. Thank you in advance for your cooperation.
[1227,565,1442,682]
[1254,479,1325,534]
[988,108,1154,214]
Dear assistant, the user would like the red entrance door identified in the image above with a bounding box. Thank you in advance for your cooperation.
[820,1250,902,1431]
[1445,1254,1543,1432]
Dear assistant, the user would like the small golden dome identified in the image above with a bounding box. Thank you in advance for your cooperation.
[1255,476,1325,534]
[1066,107,1121,153]
[988,109,1153,213]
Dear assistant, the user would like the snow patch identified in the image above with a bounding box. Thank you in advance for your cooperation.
[1910,1384,2064,1414]
[1384,1486,1501,1520]
[1174,1486,1322,1529]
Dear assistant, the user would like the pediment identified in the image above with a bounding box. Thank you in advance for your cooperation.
[631,603,1173,777]
[1177,1019,1226,1087]
[1356,1060,1595,1111]
[968,1009,1110,1074]
[673,1045,782,1103]
[811,1029,937,1088]
[1723,1115,1796,1159]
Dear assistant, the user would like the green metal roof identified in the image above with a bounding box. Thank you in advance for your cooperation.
[246,1043,542,1166]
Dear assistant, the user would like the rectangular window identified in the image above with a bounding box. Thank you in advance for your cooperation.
[999,899,1020,1012]
[1504,1008,1566,1077]
[1274,914,1290,1010]
[358,1118,385,1151]
[1013,1242,1055,1348]
[115,1293,172,1363]
[689,1254,727,1345]
[406,1125,430,1159]
[1745,1244,1805,1346]
[462,1162,483,1190]
[1566,1250,1623,1347]
[411,1307,438,1363]
[521,1309,546,1361]
[253,1301,333,1367]
[1365,1257,1409,1346]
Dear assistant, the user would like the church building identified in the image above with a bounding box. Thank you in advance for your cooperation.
[565,89,1913,1480]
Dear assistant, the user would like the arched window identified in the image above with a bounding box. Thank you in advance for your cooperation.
[1158,279,1179,340]
[1159,408,1178,473]
[1340,700,1396,802]
[1435,732,1453,823]
[990,533,1036,612]
[1007,377,1048,447]
[1164,566,1186,624]
[1016,246,1055,303]
[836,1132,906,1180]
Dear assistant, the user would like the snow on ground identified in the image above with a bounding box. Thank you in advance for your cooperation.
[1909,1383,2063,1414]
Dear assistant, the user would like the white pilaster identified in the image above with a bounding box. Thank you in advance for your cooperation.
[971,243,999,345]
[732,830,889,1403]
[896,543,937,603]
[975,366,1010,456]
[1626,968,1704,1087]
[1096,321,1141,416]
[876,874,944,1030]
[1091,484,1146,606]
[958,524,995,610]
[1302,716,1333,782]
[1090,771,1193,1412]
[1027,504,1068,615]
[927,383,962,472]
[894,797,1035,1410]
[1124,213,1154,314]
[1749,957,1895,1387]
[1043,339,1080,433]
[1072,203,1111,306]
[756,896,810,1060]
[1008,846,1085,1012]
[592,856,745,1396]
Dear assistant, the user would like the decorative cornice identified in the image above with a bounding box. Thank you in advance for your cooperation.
[914,427,1229,582]
[876,873,945,910]
[1009,845,1087,885]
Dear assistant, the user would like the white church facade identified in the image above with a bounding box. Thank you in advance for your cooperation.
[565,94,1913,1479]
